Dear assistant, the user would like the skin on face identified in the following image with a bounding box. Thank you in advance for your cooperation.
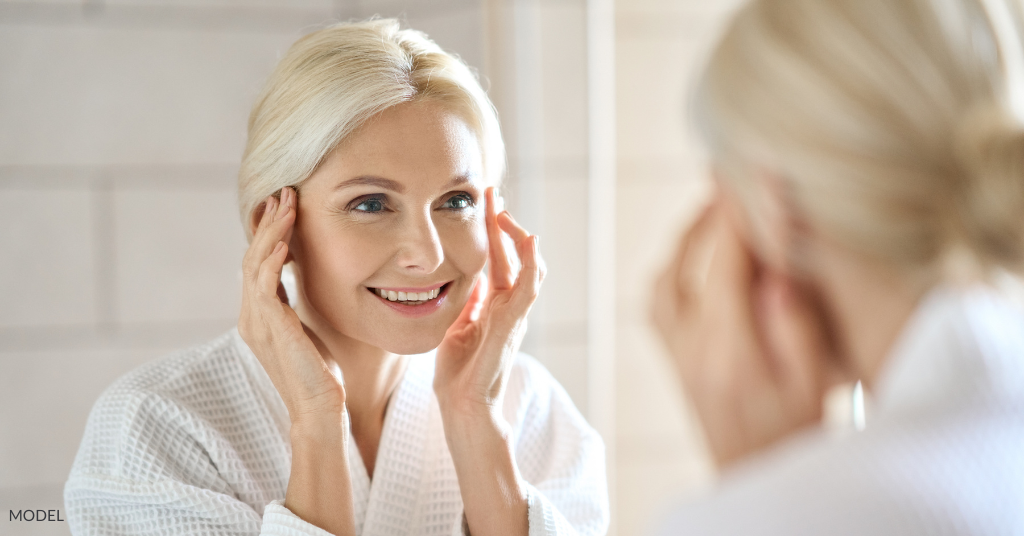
[288,100,489,356]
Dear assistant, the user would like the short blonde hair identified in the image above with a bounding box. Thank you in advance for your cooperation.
[238,19,505,240]
[696,0,1024,280]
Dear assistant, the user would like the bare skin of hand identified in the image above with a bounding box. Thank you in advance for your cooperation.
[434,186,546,536]
[651,191,835,469]
[238,187,355,536]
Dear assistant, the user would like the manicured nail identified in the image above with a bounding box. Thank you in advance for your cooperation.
[273,241,285,254]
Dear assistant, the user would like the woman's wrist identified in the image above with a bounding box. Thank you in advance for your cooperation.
[441,407,529,536]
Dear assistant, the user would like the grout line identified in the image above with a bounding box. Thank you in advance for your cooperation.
[0,1,481,34]
[0,164,238,191]
[0,319,239,352]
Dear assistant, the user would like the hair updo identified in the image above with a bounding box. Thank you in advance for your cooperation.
[238,19,505,241]
[695,0,1024,281]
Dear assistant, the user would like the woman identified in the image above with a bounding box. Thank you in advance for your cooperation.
[652,0,1024,533]
[65,20,608,536]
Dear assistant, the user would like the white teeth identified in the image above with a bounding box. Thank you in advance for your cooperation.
[375,286,443,302]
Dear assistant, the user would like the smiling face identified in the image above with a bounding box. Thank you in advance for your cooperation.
[288,100,489,355]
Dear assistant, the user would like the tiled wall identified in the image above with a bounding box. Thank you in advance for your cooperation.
[613,1,745,534]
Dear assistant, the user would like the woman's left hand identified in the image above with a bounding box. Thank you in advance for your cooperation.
[433,186,546,420]
[433,186,545,536]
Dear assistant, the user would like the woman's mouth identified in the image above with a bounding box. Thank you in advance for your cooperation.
[366,283,451,317]
[369,284,445,304]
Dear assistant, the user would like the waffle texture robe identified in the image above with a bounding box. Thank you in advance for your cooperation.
[65,330,609,536]
[654,286,1024,535]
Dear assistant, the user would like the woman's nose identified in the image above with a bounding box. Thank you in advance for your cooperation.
[395,209,444,273]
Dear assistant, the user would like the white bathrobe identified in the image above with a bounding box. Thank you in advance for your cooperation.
[64,331,609,536]
[655,286,1024,535]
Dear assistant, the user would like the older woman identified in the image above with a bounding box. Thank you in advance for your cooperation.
[65,20,608,536]
[652,0,1024,533]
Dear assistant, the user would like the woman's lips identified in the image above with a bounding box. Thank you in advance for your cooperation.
[367,283,451,318]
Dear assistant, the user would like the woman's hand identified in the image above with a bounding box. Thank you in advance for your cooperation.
[238,187,345,424]
[433,186,546,419]
[433,186,545,536]
[651,192,833,469]
[237,187,355,536]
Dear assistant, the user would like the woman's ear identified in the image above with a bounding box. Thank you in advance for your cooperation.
[715,168,802,277]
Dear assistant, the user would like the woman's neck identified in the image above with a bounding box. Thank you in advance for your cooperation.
[812,242,926,391]
[293,292,408,477]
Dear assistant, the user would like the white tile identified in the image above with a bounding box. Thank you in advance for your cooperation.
[105,0,332,7]
[0,347,169,487]
[0,189,96,327]
[615,454,714,536]
[615,163,710,307]
[394,6,486,71]
[538,2,588,160]
[0,25,300,167]
[615,321,704,442]
[114,189,247,323]
[616,33,704,161]
[531,173,589,327]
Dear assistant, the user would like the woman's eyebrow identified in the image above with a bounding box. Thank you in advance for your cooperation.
[444,174,472,188]
[334,176,405,193]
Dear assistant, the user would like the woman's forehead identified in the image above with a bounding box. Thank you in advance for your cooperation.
[309,101,485,194]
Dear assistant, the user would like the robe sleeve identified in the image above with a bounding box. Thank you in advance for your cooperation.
[510,355,611,536]
[64,385,331,536]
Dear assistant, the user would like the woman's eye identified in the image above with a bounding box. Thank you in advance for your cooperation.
[353,197,386,213]
[443,194,475,210]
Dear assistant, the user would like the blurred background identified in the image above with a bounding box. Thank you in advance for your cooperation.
[0,0,744,534]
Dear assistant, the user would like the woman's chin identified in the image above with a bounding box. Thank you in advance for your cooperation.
[376,330,447,356]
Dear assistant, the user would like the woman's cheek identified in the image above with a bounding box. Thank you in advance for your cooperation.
[442,215,488,276]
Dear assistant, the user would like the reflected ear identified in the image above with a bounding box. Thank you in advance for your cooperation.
[715,168,803,277]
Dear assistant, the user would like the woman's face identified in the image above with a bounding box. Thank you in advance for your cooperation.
[289,100,489,355]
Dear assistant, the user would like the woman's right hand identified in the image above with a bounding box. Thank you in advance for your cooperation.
[238,187,355,536]
[238,187,346,425]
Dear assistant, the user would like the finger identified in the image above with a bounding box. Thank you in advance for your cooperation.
[277,282,290,305]
[256,241,290,301]
[496,211,530,242]
[756,273,827,420]
[245,196,296,284]
[453,273,488,327]
[510,235,542,310]
[242,197,277,285]
[277,187,297,248]
[485,187,514,289]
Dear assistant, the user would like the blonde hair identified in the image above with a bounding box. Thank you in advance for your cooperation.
[238,19,505,240]
[696,0,1024,280]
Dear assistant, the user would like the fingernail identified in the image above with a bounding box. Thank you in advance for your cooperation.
[498,195,506,212]
[274,241,285,254]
